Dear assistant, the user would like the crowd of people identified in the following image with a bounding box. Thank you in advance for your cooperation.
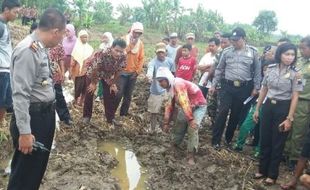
[0,0,310,189]
[19,5,38,25]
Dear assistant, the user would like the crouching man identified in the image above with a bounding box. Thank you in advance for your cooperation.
[156,67,207,165]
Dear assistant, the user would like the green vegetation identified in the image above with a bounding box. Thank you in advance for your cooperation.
[18,0,303,48]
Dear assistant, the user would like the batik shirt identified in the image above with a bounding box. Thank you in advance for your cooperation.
[48,44,65,84]
[86,48,126,84]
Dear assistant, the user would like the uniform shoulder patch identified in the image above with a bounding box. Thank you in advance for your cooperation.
[268,63,277,68]
[221,46,233,55]
[29,41,39,52]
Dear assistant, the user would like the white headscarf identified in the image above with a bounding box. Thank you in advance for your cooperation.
[126,22,144,54]
[156,67,175,97]
[99,32,114,51]
[71,30,94,72]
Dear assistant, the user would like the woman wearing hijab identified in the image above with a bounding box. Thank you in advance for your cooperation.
[71,30,94,106]
[99,32,114,51]
[62,24,77,77]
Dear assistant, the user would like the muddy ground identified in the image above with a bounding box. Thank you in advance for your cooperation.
[0,23,307,190]
[1,76,307,190]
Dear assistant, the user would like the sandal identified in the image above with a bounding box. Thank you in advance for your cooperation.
[253,173,265,179]
[263,178,276,186]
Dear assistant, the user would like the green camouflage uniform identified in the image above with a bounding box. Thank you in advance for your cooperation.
[207,51,221,125]
[285,57,310,161]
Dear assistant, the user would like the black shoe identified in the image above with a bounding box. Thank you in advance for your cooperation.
[212,144,221,151]
[64,119,73,126]
[224,140,232,148]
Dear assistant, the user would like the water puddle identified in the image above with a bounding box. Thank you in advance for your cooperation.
[98,142,148,190]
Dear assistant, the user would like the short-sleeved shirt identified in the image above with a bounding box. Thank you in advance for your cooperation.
[212,45,261,90]
[49,44,65,84]
[175,46,199,65]
[198,52,216,87]
[262,64,303,100]
[297,57,310,100]
[166,44,180,62]
[86,48,126,83]
[176,56,196,81]
[146,57,175,95]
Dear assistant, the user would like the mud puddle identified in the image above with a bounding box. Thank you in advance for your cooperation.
[98,142,148,190]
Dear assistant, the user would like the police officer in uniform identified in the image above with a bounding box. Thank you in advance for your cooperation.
[209,27,261,149]
[253,43,303,185]
[8,8,66,190]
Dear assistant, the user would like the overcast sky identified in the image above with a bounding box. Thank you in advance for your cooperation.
[107,0,309,36]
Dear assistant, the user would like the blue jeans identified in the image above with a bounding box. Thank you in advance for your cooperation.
[172,105,207,152]
[0,72,12,108]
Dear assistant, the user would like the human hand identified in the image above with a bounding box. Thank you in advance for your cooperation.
[209,87,216,95]
[189,120,197,129]
[253,110,259,123]
[18,134,35,154]
[87,82,97,94]
[251,89,258,97]
[110,84,118,94]
[279,119,292,132]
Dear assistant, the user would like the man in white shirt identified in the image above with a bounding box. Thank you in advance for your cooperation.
[198,37,220,98]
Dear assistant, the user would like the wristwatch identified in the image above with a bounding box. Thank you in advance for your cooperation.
[286,116,294,122]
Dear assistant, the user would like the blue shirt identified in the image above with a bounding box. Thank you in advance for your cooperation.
[146,56,175,95]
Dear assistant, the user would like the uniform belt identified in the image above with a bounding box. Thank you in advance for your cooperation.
[29,100,56,113]
[267,98,290,105]
[0,66,10,69]
[224,79,252,87]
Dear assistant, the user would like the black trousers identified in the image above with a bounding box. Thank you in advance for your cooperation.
[8,102,56,190]
[55,83,71,121]
[212,81,253,145]
[199,85,208,99]
[259,98,290,180]
[115,74,137,116]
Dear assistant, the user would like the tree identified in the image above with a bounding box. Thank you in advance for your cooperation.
[253,10,278,35]
[93,0,113,24]
[21,0,68,12]
[117,4,133,25]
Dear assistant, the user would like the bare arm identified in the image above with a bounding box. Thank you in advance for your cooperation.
[255,86,268,111]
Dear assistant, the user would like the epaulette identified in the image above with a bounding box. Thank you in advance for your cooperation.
[222,46,233,54]
[29,41,43,52]
[290,65,301,72]
[247,45,258,52]
[268,63,277,68]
